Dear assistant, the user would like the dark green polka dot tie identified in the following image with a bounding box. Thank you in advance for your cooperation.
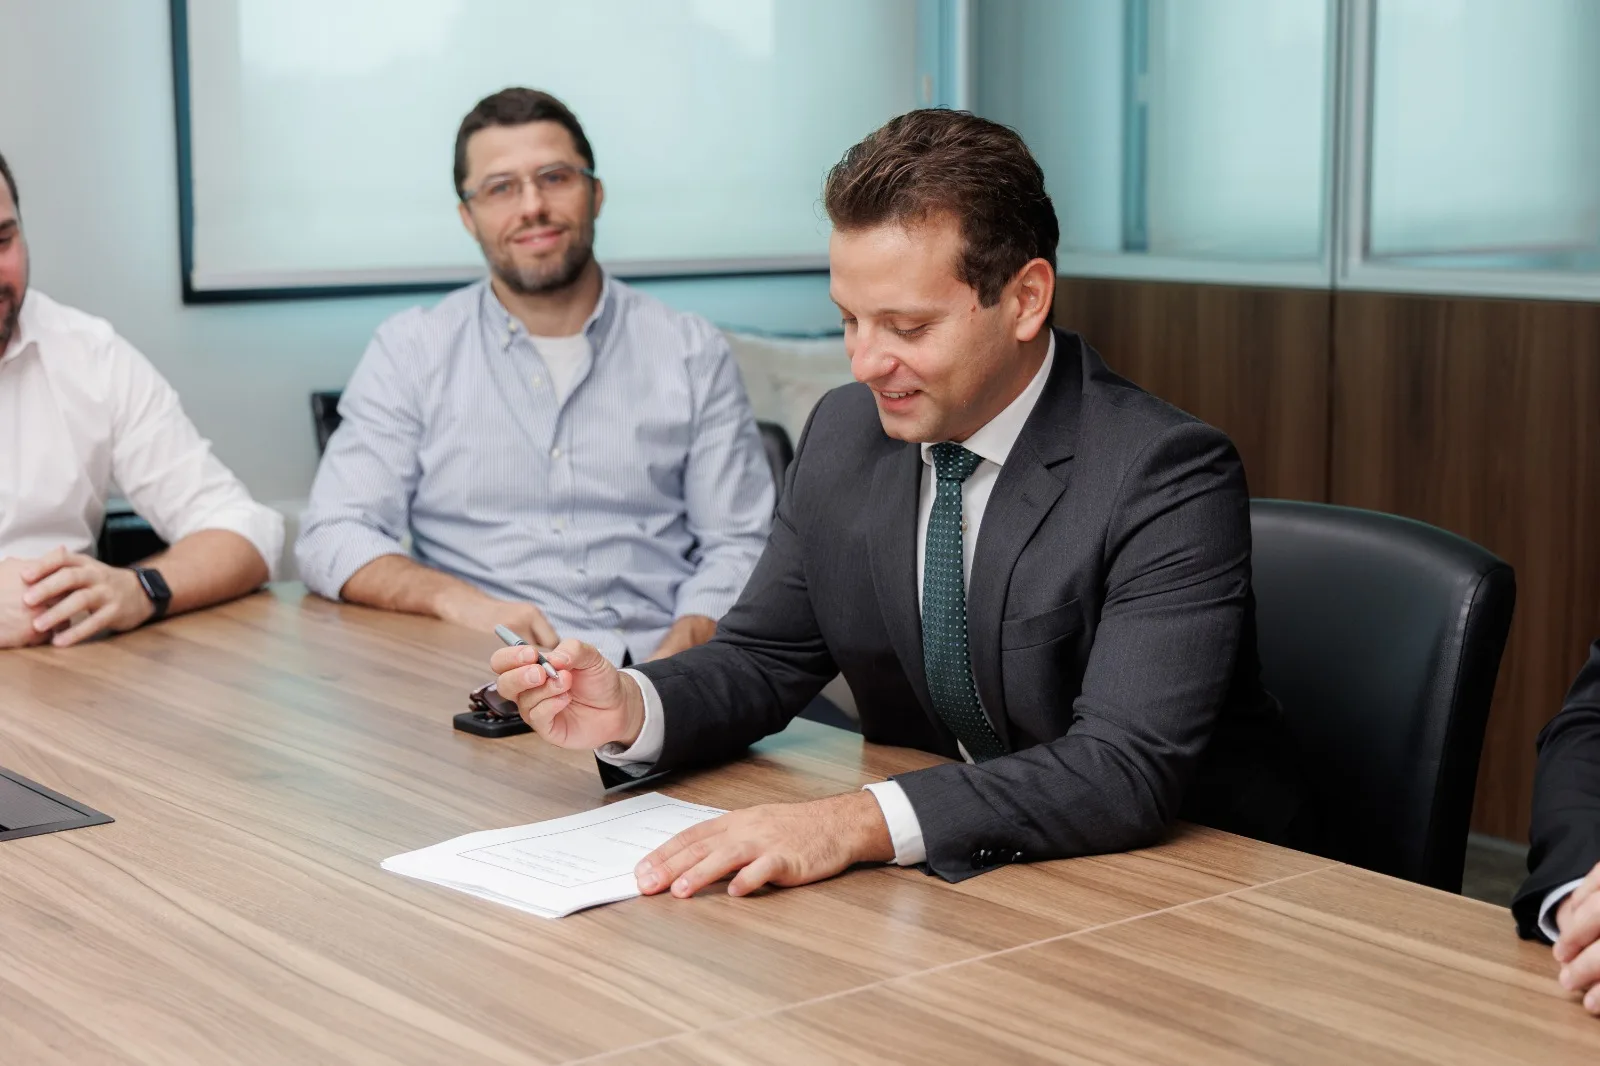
[922,443,1005,762]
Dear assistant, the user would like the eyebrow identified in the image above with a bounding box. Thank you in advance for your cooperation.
[830,298,941,319]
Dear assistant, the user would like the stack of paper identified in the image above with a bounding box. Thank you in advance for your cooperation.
[381,793,726,918]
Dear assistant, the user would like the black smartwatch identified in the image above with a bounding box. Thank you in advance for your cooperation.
[130,567,172,623]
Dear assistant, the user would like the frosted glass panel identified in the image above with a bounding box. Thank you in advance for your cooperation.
[181,0,920,291]
[976,0,1125,254]
[1368,0,1600,261]
[976,0,1329,263]
[1144,0,1328,258]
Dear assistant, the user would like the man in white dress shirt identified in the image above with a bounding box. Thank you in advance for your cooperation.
[0,151,282,648]
[486,110,1302,898]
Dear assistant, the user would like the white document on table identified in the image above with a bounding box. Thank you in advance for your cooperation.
[380,793,725,918]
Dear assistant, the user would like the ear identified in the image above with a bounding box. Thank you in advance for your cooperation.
[590,177,605,221]
[457,199,478,241]
[1011,258,1055,343]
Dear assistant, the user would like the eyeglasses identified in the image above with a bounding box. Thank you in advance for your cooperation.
[461,163,596,210]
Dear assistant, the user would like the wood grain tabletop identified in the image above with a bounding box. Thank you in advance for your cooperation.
[0,586,1586,1064]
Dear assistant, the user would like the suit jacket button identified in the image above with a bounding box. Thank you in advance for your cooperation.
[1011,850,1025,863]
[970,848,993,869]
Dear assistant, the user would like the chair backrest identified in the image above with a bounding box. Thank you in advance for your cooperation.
[1249,500,1515,892]
[756,420,794,503]
[97,508,168,567]
[310,391,343,456]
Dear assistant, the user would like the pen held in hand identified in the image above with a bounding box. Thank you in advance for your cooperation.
[494,624,559,680]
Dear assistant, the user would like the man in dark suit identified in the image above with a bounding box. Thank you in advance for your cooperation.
[491,109,1303,898]
[1514,639,1600,1015]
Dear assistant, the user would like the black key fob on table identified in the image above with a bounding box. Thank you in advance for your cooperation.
[453,681,532,738]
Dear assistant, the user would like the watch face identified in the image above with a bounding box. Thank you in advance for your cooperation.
[136,568,172,603]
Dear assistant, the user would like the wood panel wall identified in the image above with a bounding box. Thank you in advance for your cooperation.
[1054,278,1332,502]
[1330,292,1600,841]
[1054,275,1600,841]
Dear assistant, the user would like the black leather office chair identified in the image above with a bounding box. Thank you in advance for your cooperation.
[311,390,343,456]
[755,420,794,502]
[97,507,167,567]
[1249,500,1516,892]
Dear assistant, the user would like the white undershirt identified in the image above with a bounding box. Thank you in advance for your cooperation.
[603,334,1058,867]
[525,331,591,401]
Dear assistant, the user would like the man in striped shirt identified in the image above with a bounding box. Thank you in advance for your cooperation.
[296,89,773,663]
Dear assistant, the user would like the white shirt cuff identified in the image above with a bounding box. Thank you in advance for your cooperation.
[1538,878,1586,942]
[862,780,926,866]
[595,668,665,769]
[190,503,286,581]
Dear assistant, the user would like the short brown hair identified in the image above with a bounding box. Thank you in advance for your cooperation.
[0,149,17,213]
[824,109,1057,311]
[453,88,594,199]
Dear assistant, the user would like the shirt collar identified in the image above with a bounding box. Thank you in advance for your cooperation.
[920,330,1056,470]
[0,288,39,367]
[481,267,617,347]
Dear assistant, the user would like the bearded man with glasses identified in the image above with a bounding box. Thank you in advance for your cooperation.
[297,89,773,665]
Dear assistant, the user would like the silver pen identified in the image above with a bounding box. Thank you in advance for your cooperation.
[494,624,559,680]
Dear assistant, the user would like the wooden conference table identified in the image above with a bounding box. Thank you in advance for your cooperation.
[0,586,1595,1064]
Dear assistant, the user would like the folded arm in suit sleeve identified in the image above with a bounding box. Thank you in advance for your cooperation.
[1514,640,1600,943]
[619,406,842,777]
[891,422,1254,881]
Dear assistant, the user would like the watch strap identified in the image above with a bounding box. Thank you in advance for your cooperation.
[131,567,172,622]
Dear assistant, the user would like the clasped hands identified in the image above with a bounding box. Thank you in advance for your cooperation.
[0,549,156,649]
[1554,861,1600,1015]
[491,640,894,899]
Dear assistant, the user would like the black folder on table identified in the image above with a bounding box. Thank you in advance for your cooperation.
[0,767,112,841]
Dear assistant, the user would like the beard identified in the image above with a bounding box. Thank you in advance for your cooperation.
[483,213,596,297]
[0,283,20,353]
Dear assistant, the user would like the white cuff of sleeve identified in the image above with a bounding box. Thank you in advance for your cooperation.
[595,668,666,769]
[186,503,287,581]
[862,780,926,866]
[1539,878,1586,942]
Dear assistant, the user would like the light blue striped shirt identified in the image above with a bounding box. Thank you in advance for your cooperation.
[295,273,774,663]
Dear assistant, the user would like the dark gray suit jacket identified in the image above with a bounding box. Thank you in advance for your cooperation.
[1513,639,1600,940]
[627,330,1305,881]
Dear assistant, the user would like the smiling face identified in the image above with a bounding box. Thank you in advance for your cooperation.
[456,120,603,296]
[0,178,26,355]
[830,213,1052,444]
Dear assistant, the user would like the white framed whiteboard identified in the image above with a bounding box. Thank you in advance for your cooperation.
[171,0,934,300]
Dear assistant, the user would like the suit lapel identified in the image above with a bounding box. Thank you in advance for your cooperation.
[867,442,936,723]
[967,332,1083,748]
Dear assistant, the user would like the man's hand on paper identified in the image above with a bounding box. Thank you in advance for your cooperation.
[1554,860,1600,1015]
[492,638,646,750]
[633,791,895,898]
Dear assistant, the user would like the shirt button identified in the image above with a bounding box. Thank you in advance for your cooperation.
[551,517,566,531]
[590,599,603,610]
[531,376,544,389]
[551,446,562,459]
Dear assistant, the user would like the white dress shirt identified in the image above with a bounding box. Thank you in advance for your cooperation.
[603,335,1058,866]
[1539,879,1586,941]
[0,290,283,572]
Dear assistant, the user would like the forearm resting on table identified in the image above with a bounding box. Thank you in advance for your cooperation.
[338,554,478,617]
[141,529,270,615]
